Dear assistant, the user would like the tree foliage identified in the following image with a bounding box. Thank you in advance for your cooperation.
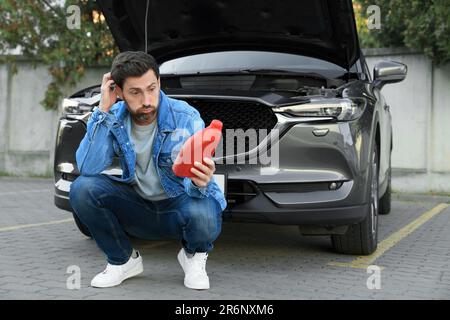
[354,0,450,65]
[0,0,117,110]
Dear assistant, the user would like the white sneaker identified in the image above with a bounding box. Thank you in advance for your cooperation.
[91,250,143,288]
[177,248,210,290]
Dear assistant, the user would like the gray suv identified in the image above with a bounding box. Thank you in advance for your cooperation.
[54,0,407,255]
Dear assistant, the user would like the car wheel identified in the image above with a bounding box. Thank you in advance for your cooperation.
[331,143,379,255]
[72,212,92,238]
[379,153,391,215]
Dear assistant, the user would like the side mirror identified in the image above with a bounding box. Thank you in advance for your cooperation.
[373,60,407,90]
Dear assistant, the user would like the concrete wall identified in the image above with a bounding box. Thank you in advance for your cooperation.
[0,63,8,173]
[0,49,449,193]
[364,48,450,194]
[0,57,109,176]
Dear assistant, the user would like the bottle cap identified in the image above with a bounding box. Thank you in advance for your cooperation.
[209,119,223,130]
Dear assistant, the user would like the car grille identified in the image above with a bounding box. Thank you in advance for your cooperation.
[181,98,278,157]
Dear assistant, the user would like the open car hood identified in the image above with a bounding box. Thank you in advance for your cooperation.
[97,0,360,69]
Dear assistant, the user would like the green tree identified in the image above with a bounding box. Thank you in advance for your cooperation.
[0,0,118,110]
[354,0,450,65]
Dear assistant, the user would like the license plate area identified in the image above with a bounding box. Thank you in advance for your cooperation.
[213,173,227,197]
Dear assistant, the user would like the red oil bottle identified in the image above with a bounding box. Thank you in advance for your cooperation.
[172,120,223,178]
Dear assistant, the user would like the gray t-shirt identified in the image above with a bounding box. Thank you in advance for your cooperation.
[129,119,168,201]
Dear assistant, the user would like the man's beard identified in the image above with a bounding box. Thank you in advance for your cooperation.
[126,103,157,122]
[136,114,151,121]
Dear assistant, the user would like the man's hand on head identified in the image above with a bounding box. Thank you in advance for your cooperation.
[190,157,216,188]
[99,72,118,113]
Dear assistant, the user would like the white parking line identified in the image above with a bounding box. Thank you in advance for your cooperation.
[0,218,74,232]
[328,203,450,269]
[0,218,173,249]
[0,189,52,196]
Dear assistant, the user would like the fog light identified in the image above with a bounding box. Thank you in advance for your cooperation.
[329,182,343,190]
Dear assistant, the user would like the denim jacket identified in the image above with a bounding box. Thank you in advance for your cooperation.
[75,90,227,211]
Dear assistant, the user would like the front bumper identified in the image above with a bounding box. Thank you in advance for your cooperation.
[55,181,368,226]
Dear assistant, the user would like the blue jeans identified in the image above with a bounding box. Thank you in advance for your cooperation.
[69,174,223,265]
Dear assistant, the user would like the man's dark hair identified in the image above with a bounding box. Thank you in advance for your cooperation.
[111,51,160,88]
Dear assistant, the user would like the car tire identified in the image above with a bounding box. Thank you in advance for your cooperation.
[331,143,379,255]
[379,153,391,215]
[72,212,92,238]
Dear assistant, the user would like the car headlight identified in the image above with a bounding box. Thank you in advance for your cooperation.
[62,98,92,115]
[273,98,366,121]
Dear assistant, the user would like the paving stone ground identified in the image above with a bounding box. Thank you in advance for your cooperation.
[0,177,449,300]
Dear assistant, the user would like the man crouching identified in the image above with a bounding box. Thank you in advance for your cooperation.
[69,51,226,290]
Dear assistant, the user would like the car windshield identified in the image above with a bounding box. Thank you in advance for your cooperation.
[160,51,352,79]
